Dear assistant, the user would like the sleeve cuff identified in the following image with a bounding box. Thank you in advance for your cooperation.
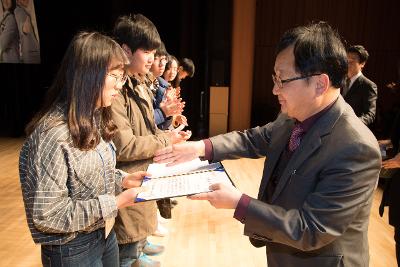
[203,139,213,161]
[115,169,128,194]
[233,194,251,224]
[98,194,118,221]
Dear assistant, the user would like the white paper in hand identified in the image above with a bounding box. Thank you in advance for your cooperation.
[147,158,209,178]
[136,161,233,202]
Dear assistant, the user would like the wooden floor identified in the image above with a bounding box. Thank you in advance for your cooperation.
[0,137,396,267]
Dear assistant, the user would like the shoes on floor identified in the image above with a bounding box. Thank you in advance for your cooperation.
[153,223,168,237]
[131,254,160,267]
[142,241,165,256]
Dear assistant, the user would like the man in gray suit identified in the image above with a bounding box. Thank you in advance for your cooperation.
[154,22,381,267]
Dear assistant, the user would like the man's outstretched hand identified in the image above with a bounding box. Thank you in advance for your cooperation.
[154,141,205,166]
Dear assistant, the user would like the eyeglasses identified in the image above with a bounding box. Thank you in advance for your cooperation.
[159,58,167,66]
[272,73,322,89]
[107,73,128,86]
[155,57,167,66]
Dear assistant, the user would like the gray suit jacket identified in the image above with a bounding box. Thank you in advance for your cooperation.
[344,74,377,126]
[210,96,381,267]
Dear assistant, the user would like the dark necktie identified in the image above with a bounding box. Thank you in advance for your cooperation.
[288,123,304,151]
[265,123,304,202]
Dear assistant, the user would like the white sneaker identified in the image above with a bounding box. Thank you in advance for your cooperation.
[157,212,169,225]
[153,223,168,237]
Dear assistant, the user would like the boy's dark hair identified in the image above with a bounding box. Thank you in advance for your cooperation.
[155,41,168,57]
[277,21,348,89]
[347,45,369,64]
[180,58,195,77]
[113,14,161,52]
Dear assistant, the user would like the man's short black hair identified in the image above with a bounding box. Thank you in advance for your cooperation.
[180,58,195,77]
[113,14,161,52]
[276,21,348,89]
[347,45,369,64]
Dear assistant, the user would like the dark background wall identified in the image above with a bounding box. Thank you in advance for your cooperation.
[2,0,399,139]
[0,0,232,138]
[251,0,400,138]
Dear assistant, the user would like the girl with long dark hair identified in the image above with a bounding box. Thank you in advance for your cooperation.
[20,31,147,267]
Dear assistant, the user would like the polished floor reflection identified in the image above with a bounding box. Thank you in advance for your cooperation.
[0,138,395,267]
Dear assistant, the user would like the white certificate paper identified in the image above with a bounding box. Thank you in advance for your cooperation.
[136,161,233,202]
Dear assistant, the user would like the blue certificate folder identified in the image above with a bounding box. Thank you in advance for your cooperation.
[135,162,234,202]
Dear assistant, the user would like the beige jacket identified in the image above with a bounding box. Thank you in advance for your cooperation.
[111,77,171,244]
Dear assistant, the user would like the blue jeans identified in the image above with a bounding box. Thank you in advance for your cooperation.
[41,229,119,267]
[119,238,147,267]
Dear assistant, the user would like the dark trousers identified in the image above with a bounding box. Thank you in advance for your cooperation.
[118,238,147,267]
[41,229,119,267]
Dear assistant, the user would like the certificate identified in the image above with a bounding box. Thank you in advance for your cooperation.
[135,161,234,202]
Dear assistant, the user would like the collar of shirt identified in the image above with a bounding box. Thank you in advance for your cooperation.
[348,71,362,88]
[126,75,139,90]
[151,77,159,89]
[157,76,170,88]
[296,97,337,133]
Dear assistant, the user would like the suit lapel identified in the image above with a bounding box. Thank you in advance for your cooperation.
[269,96,345,203]
[270,130,322,202]
[258,118,293,200]
[345,75,362,97]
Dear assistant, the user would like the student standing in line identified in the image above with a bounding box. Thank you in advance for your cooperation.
[148,42,188,236]
[171,57,195,88]
[162,55,188,129]
[162,55,179,85]
[149,42,184,130]
[19,31,147,267]
[111,14,190,267]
